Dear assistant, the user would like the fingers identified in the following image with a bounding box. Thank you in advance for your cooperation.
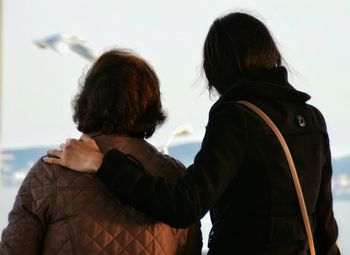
[47,149,63,158]
[43,156,62,165]
[66,138,79,145]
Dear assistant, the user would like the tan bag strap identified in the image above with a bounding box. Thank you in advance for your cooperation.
[238,100,316,255]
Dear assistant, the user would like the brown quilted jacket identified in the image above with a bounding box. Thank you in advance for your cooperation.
[0,135,202,255]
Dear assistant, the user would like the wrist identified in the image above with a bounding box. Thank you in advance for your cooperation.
[89,152,104,173]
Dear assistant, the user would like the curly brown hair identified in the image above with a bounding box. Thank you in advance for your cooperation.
[72,49,166,138]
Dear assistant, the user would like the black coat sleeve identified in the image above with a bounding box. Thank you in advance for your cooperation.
[96,103,248,228]
[314,137,340,255]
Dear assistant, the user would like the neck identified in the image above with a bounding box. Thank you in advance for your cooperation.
[87,132,103,139]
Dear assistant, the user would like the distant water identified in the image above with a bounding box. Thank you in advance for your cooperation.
[0,186,349,254]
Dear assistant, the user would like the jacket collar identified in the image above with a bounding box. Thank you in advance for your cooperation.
[220,67,311,103]
[90,134,145,154]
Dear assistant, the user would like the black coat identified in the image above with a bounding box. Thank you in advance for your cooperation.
[97,67,340,255]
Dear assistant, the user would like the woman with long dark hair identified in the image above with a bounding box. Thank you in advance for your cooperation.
[44,12,340,254]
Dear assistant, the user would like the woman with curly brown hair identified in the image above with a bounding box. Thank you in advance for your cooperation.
[0,49,202,255]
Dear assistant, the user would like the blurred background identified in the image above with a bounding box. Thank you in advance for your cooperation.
[0,0,349,253]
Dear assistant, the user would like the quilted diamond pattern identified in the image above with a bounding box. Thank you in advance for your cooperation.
[0,135,202,255]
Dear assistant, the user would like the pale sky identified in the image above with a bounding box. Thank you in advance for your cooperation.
[2,0,350,157]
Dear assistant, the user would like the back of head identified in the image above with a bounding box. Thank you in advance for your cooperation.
[73,49,166,138]
[203,12,282,94]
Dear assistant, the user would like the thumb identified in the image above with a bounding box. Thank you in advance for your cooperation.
[80,134,93,143]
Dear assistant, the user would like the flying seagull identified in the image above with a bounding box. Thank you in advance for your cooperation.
[34,33,96,62]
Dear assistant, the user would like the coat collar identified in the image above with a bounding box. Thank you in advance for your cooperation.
[220,67,311,103]
[90,134,146,154]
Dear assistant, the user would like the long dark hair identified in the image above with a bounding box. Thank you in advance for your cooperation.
[203,12,282,94]
[72,49,166,138]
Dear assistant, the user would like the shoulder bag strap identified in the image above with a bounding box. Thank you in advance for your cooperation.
[237,100,316,255]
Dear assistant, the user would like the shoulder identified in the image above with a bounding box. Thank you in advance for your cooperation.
[24,157,91,189]
[209,99,246,116]
[22,157,56,188]
[207,100,249,134]
[305,103,328,135]
[14,157,58,214]
[209,99,250,127]
[26,156,78,182]
[160,154,186,174]
[141,141,187,177]
[307,104,327,124]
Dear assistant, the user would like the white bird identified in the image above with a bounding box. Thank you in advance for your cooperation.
[34,33,96,62]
